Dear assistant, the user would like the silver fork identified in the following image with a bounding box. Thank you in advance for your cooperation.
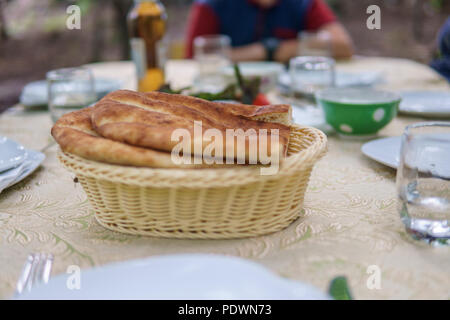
[15,253,54,296]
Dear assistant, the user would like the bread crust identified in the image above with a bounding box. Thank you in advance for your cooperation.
[144,91,291,120]
[51,107,218,168]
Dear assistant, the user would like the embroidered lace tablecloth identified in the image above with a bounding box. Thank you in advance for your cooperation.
[0,58,449,300]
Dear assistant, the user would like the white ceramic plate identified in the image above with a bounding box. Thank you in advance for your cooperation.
[399,91,450,119]
[0,150,45,193]
[278,71,382,92]
[0,137,27,172]
[20,78,123,108]
[18,254,329,300]
[362,136,450,178]
[361,136,401,169]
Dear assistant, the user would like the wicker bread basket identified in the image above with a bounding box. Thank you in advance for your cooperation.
[57,125,327,239]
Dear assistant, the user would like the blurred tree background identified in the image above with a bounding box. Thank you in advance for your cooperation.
[0,0,448,110]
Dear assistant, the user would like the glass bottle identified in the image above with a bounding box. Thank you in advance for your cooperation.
[128,0,167,92]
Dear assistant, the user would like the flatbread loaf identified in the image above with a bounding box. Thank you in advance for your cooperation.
[52,90,292,168]
[91,91,291,161]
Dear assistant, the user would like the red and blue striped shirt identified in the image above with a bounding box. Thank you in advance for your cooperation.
[185,0,337,58]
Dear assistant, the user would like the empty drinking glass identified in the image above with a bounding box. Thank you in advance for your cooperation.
[193,34,231,92]
[289,56,335,98]
[396,122,450,245]
[47,67,96,123]
[298,30,332,57]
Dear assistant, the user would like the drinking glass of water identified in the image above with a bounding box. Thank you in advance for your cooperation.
[47,67,96,123]
[298,30,332,57]
[193,34,231,92]
[396,122,450,245]
[289,56,335,98]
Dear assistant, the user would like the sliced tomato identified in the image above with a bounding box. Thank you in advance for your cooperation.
[252,93,270,106]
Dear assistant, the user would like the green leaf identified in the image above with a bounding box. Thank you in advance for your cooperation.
[233,63,261,104]
[190,84,237,101]
[328,276,353,300]
[157,84,190,94]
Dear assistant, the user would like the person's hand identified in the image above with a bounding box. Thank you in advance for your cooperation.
[230,43,266,62]
[274,39,300,63]
[230,39,299,63]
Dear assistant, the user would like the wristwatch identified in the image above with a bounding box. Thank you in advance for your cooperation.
[262,37,280,61]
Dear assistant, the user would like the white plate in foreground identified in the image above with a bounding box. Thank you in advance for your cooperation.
[19,254,329,300]
[399,91,450,119]
[0,137,27,172]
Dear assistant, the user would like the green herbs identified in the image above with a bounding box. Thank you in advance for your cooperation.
[158,63,262,103]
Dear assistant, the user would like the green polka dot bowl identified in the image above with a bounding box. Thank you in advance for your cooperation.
[316,88,401,139]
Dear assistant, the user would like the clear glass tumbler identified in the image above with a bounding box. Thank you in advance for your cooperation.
[47,67,96,123]
[298,30,332,57]
[289,56,336,97]
[396,122,450,245]
[193,34,231,92]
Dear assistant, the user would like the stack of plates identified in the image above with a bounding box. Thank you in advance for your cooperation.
[0,137,45,193]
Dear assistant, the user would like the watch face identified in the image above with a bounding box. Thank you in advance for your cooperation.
[267,38,279,49]
[266,38,279,50]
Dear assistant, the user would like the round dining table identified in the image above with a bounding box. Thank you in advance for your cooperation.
[0,57,449,300]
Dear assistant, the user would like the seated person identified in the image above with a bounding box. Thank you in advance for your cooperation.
[430,17,450,82]
[185,0,354,62]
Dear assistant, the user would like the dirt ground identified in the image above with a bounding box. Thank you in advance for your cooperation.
[0,0,448,111]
